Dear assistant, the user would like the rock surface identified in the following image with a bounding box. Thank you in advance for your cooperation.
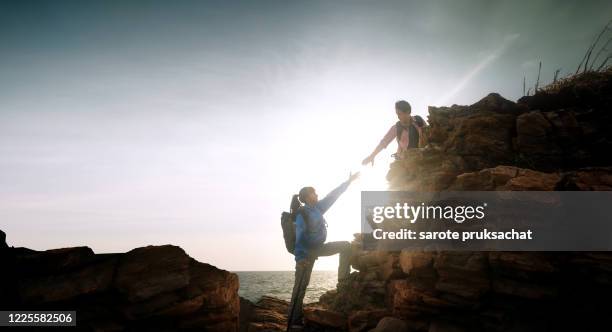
[1,243,239,331]
[241,296,289,332]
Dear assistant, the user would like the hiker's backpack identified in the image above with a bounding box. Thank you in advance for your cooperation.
[413,115,426,127]
[281,208,307,254]
[396,116,426,148]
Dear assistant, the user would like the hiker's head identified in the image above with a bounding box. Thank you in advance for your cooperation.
[298,186,318,206]
[395,100,412,125]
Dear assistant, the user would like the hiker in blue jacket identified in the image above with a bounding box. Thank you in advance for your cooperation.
[287,172,359,329]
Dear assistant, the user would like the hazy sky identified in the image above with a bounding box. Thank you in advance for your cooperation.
[1,0,611,271]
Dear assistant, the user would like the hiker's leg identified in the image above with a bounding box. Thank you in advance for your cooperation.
[293,260,314,324]
[288,259,314,325]
[311,241,352,281]
[288,263,305,325]
[338,242,351,281]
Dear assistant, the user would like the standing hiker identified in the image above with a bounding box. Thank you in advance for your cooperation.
[286,172,360,330]
[362,100,427,166]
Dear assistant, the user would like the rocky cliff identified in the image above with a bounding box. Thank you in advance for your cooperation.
[244,70,612,332]
[336,70,612,331]
[0,234,239,331]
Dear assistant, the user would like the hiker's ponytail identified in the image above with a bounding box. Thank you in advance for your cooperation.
[290,194,301,214]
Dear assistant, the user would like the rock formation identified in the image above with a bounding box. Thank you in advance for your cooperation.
[318,70,612,331]
[240,295,289,332]
[245,70,612,331]
[0,242,239,331]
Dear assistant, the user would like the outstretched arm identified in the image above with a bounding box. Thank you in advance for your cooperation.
[316,172,360,214]
[362,125,397,166]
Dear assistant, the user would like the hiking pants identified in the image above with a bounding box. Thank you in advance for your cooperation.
[287,241,351,325]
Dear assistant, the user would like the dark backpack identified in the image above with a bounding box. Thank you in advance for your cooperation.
[396,116,426,148]
[281,208,308,254]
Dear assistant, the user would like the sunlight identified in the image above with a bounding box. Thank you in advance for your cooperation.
[287,122,396,271]
[356,159,393,191]
[270,70,430,270]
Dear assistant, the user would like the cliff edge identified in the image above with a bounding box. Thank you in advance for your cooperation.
[0,236,239,331]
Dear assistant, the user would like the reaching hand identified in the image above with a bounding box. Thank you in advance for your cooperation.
[362,155,374,166]
[348,171,361,183]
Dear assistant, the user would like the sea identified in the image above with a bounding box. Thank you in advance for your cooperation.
[235,271,337,304]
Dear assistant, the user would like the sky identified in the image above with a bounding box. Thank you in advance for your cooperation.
[1,0,611,271]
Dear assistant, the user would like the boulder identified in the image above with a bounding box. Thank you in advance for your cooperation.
[244,296,288,332]
[433,252,490,300]
[115,245,190,302]
[347,308,389,332]
[428,93,523,170]
[556,167,612,190]
[370,317,409,332]
[449,166,560,191]
[304,305,347,329]
[3,241,240,332]
[399,250,434,275]
[388,279,452,316]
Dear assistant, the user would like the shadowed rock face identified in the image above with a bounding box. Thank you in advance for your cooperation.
[0,230,7,249]
[1,243,239,331]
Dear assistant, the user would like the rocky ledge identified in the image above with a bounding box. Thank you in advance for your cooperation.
[0,234,239,331]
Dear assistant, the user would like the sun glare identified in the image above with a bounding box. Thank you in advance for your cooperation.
[273,87,420,270]
[288,123,395,270]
